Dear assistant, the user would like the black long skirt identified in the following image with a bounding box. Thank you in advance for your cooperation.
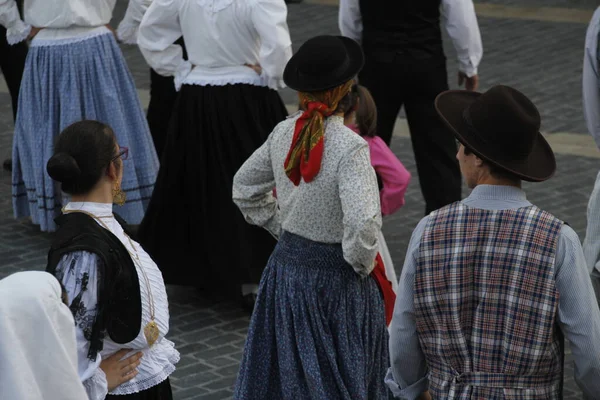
[138,84,287,298]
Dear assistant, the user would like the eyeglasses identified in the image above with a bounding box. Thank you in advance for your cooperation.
[111,146,129,161]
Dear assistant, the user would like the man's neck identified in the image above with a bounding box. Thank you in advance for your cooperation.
[475,176,522,189]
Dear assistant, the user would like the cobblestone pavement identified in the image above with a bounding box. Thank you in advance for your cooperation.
[1,1,599,398]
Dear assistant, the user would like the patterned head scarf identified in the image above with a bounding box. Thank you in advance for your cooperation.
[284,80,354,185]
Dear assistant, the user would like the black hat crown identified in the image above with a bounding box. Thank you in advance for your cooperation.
[283,35,364,92]
[463,85,541,159]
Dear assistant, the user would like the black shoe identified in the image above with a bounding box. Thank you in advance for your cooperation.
[2,159,11,172]
[241,293,257,313]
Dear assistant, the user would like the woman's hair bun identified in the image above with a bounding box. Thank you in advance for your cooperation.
[46,152,82,183]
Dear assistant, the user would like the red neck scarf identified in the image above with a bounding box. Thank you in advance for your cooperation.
[284,81,354,185]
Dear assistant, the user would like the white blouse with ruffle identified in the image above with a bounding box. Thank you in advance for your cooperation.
[55,202,179,400]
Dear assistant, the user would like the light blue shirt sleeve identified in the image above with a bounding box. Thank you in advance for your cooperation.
[385,217,430,399]
[555,224,600,398]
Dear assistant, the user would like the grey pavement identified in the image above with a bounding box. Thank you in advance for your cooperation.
[1,0,599,398]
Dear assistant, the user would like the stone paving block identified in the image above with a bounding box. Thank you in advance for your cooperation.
[174,386,211,400]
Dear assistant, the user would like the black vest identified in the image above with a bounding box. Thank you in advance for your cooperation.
[46,212,142,361]
[359,0,444,58]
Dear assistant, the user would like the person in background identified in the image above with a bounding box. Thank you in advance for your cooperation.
[117,0,187,159]
[46,120,179,399]
[387,85,600,399]
[344,83,411,294]
[339,0,482,215]
[136,0,292,309]
[0,271,89,400]
[0,0,159,232]
[233,35,388,399]
[0,0,26,172]
[582,6,600,306]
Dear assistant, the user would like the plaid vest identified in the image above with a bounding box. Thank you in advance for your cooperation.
[415,203,563,399]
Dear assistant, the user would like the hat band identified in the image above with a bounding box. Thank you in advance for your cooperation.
[462,108,532,160]
[297,53,351,89]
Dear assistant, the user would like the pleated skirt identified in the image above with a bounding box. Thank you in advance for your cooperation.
[12,31,159,232]
[234,232,390,400]
[137,83,287,296]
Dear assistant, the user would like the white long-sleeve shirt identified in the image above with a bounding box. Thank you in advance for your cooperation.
[338,0,483,77]
[0,0,150,44]
[137,0,292,91]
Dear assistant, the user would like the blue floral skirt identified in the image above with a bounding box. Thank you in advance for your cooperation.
[12,31,159,231]
[234,232,390,399]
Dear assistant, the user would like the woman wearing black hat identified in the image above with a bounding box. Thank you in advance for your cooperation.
[232,35,389,399]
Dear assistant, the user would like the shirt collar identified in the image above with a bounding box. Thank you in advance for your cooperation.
[465,184,528,202]
[64,202,113,218]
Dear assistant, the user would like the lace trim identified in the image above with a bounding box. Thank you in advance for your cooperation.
[182,75,285,90]
[30,28,111,48]
[195,0,235,13]
[117,21,139,45]
[7,23,31,45]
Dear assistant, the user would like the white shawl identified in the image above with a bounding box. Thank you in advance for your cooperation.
[0,271,88,400]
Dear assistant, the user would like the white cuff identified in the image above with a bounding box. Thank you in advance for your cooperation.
[174,60,193,91]
[116,21,139,45]
[7,22,31,45]
[83,368,109,400]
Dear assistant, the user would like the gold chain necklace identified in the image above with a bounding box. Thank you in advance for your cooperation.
[62,208,160,347]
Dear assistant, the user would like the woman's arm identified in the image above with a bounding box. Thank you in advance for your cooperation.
[250,0,293,89]
[117,0,153,44]
[370,137,411,216]
[138,0,190,90]
[232,134,281,239]
[0,0,30,44]
[338,143,382,276]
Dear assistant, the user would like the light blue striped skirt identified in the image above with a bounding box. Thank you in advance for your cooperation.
[12,30,159,232]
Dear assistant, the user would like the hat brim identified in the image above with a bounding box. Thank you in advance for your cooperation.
[435,90,556,182]
[283,36,364,92]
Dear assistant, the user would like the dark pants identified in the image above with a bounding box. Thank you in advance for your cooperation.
[0,26,28,121]
[146,37,186,159]
[359,50,461,214]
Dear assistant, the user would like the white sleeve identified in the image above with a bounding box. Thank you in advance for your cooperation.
[440,0,483,77]
[339,143,382,276]
[338,0,362,43]
[251,0,292,90]
[138,0,191,90]
[0,0,30,44]
[583,8,600,149]
[55,252,109,400]
[117,0,153,45]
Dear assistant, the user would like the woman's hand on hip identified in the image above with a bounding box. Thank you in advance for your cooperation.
[100,349,143,391]
[245,63,263,75]
[28,27,42,40]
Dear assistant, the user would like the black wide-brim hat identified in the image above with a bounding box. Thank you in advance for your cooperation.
[435,85,556,182]
[283,35,364,92]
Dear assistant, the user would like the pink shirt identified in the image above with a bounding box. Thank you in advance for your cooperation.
[348,125,411,216]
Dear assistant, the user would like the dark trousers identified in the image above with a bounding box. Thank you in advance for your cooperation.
[146,37,186,159]
[0,25,28,121]
[359,51,461,214]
